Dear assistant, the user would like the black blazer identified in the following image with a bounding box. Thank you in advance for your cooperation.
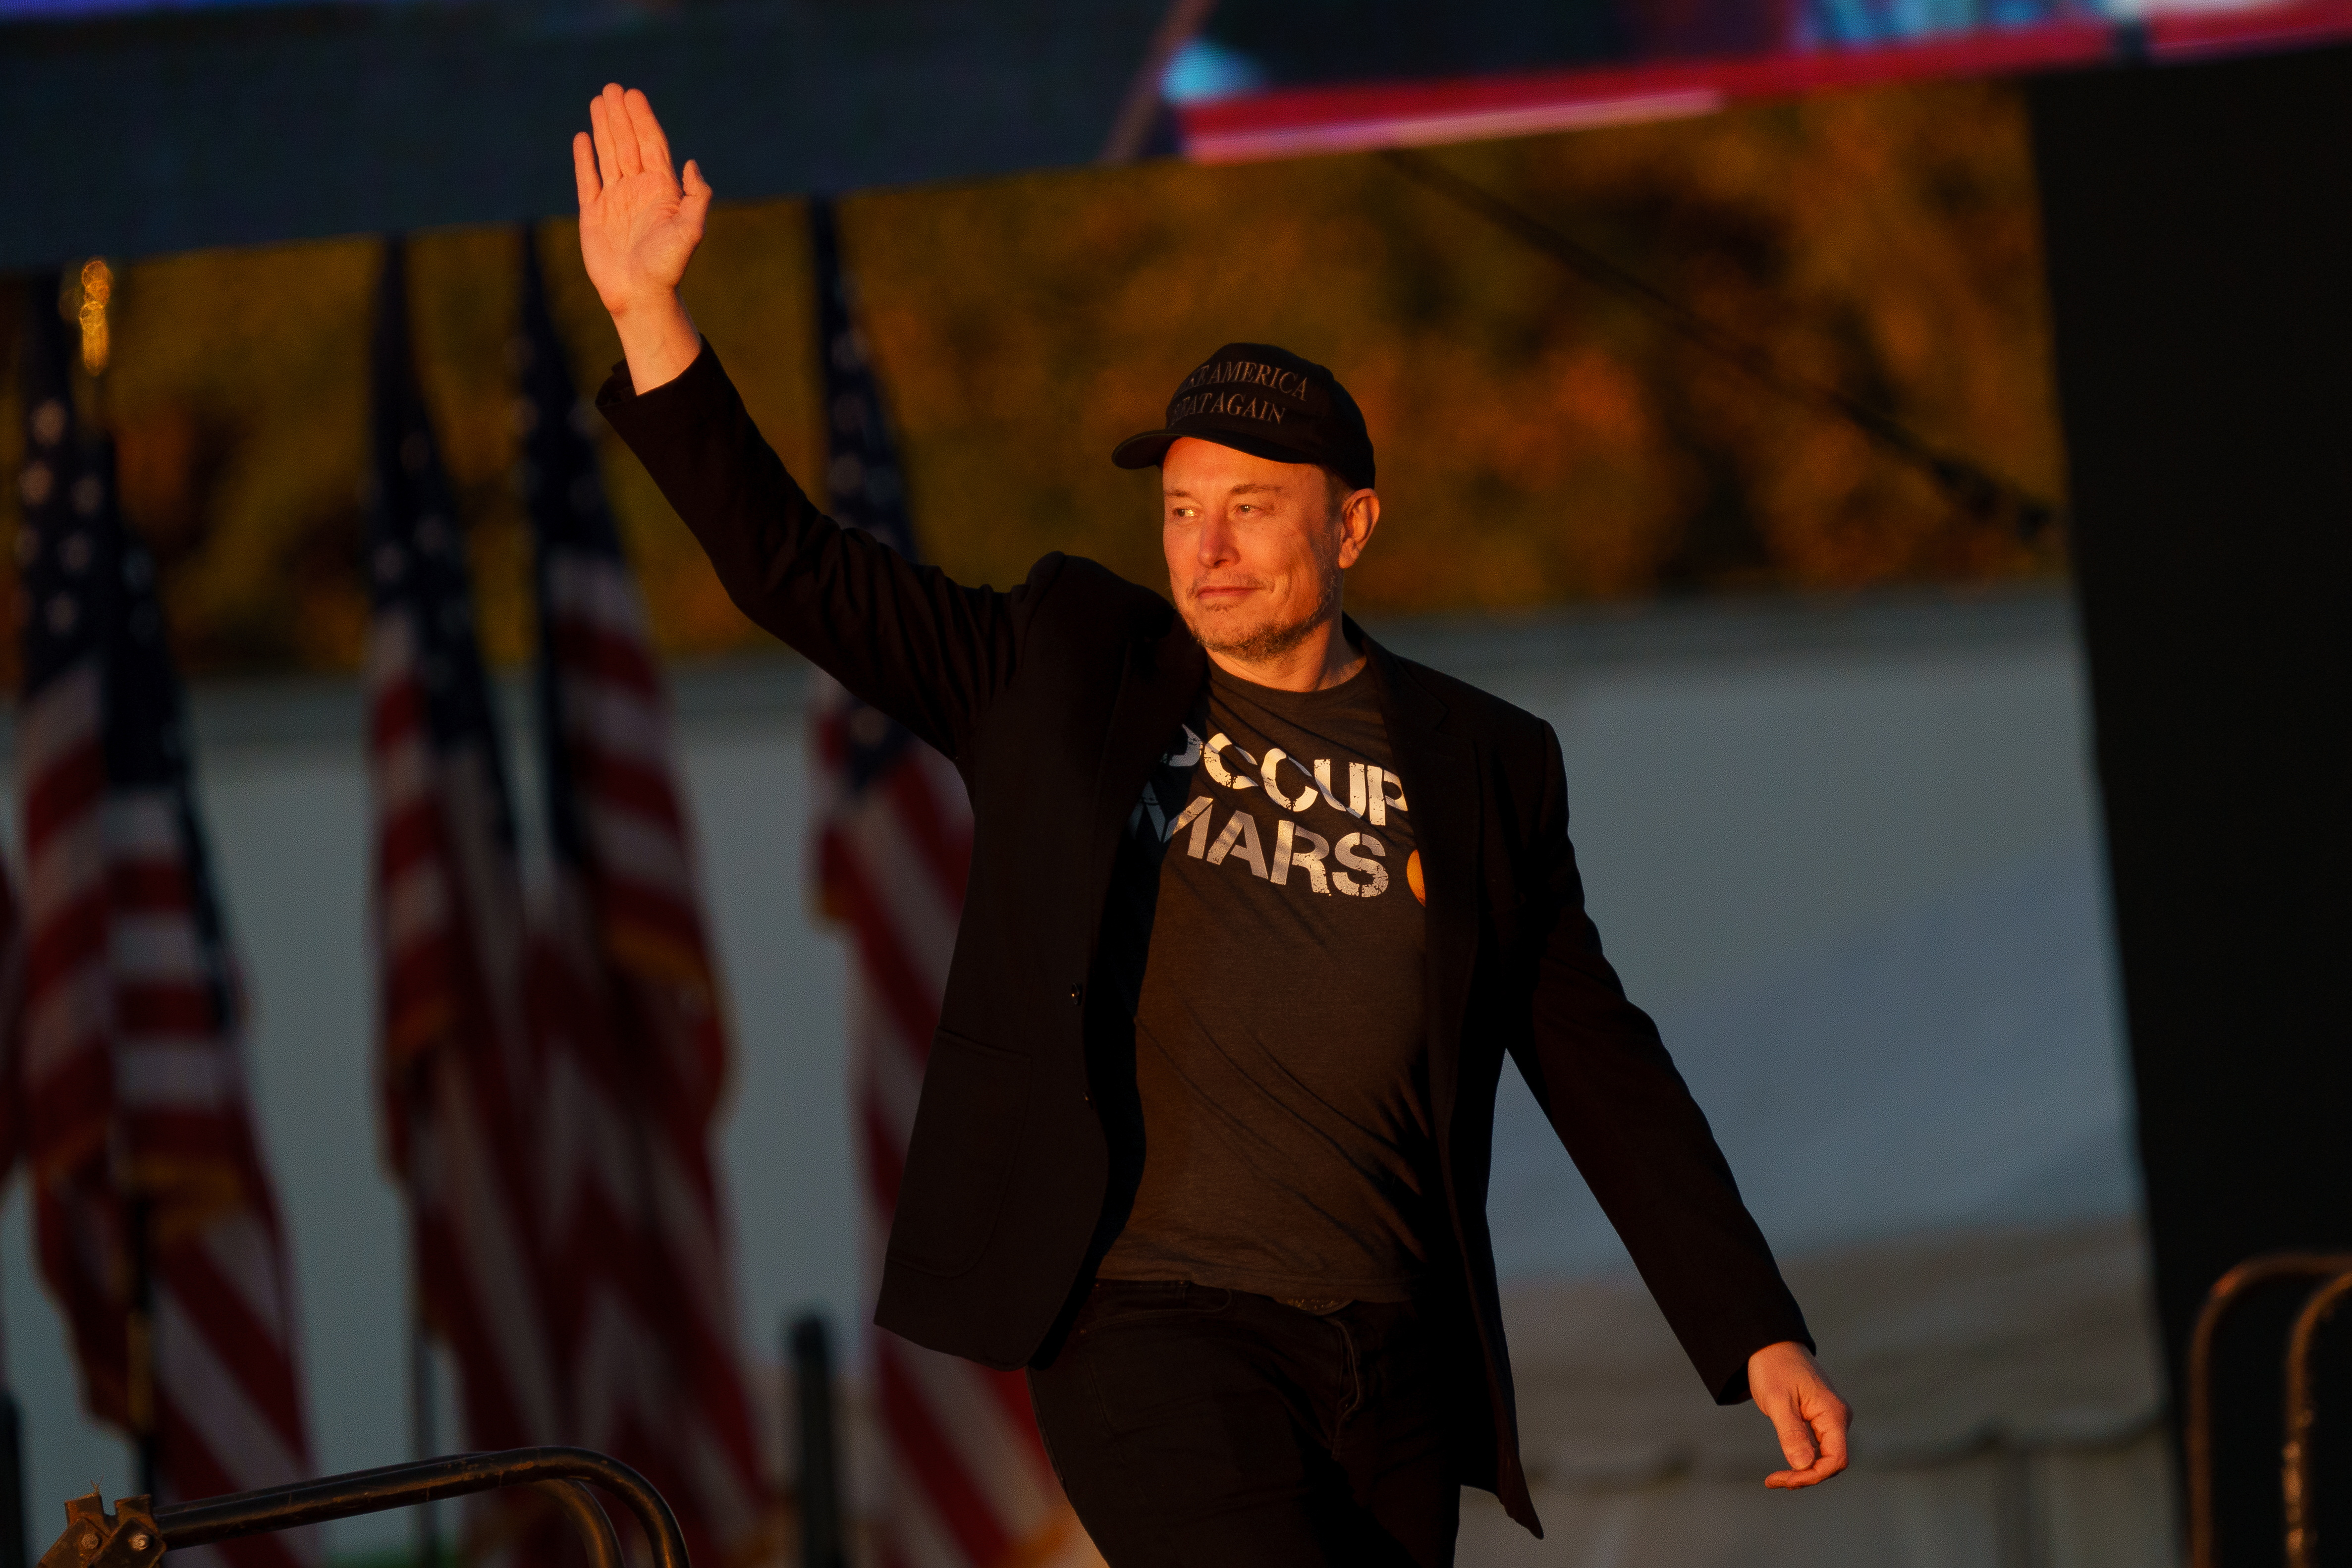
[601,344,1809,1531]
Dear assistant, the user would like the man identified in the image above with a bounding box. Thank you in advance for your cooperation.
[572,83,1849,1567]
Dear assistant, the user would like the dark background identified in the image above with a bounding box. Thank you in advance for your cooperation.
[2032,43,2352,1565]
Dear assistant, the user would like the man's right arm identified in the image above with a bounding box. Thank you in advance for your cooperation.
[575,84,1029,757]
[595,340,1031,760]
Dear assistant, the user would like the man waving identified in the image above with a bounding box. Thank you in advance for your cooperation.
[574,82,1848,1568]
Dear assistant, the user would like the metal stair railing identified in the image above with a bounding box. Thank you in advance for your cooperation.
[2188,1253,2352,1568]
[35,1448,673,1568]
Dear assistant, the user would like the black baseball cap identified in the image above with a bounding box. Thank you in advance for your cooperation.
[1112,342,1375,490]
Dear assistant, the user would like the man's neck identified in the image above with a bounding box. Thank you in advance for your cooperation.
[1204,614,1366,693]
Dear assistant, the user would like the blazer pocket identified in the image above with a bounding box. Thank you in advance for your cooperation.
[885,1028,1034,1279]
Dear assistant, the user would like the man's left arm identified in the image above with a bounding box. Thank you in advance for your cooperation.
[1508,723,1850,1488]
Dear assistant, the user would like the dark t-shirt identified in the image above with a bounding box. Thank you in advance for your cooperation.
[1094,661,1435,1302]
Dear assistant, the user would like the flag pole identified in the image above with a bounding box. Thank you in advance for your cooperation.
[83,262,160,1505]
[788,1314,845,1568]
[407,1152,438,1568]
[2,1363,28,1568]
[127,1196,157,1497]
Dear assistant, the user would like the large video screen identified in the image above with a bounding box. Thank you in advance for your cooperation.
[1166,0,2352,160]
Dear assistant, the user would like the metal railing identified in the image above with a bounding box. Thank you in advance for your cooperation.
[2188,1253,2352,1568]
[38,1449,678,1568]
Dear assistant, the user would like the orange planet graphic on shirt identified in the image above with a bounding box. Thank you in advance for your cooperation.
[1406,850,1425,905]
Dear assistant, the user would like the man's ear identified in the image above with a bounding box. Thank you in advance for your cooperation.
[1336,489,1380,569]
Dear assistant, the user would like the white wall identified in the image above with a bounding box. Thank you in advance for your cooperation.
[1446,603,2137,1279]
[1,583,2136,1559]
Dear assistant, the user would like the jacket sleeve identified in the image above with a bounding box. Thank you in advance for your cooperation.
[596,340,1036,760]
[1507,722,1812,1405]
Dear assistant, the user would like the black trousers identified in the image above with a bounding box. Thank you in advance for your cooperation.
[1027,1281,1459,1568]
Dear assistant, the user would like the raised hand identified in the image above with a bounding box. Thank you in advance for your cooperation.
[574,83,708,393]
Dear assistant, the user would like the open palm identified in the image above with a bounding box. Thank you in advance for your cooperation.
[574,84,711,318]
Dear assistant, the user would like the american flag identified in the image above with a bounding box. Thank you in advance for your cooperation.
[515,226,773,1568]
[13,274,314,1565]
[805,199,1100,1568]
[363,238,564,1515]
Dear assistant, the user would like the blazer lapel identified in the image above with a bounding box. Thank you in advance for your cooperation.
[1079,615,1207,948]
[1360,622,1482,1148]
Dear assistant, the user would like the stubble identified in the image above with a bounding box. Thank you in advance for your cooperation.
[1179,562,1343,663]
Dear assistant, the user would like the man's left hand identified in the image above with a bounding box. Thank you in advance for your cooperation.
[1748,1341,1850,1489]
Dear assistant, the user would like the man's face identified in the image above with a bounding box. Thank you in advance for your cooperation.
[1161,436,1373,662]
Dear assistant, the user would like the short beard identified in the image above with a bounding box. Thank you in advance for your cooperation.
[1182,563,1343,664]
